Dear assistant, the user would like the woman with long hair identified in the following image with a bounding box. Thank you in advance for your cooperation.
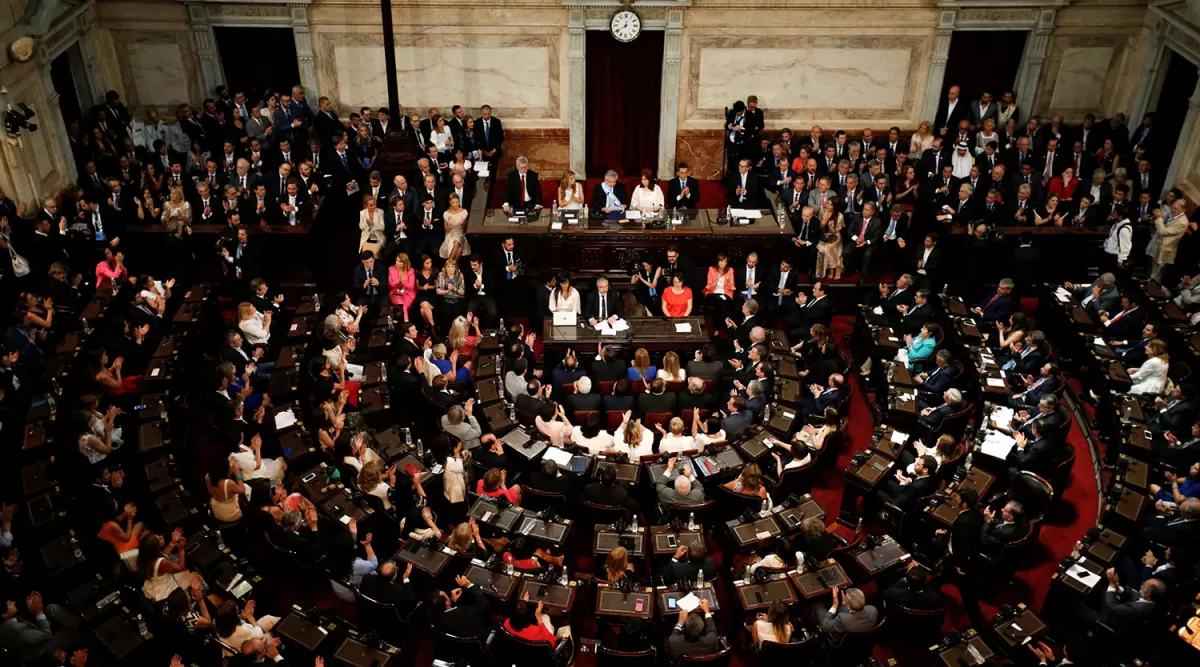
[138,529,191,602]
[436,257,466,326]
[703,253,735,320]
[631,258,662,315]
[909,120,934,155]
[603,545,634,583]
[558,172,585,209]
[614,417,653,459]
[142,161,164,195]
[628,347,656,382]
[237,301,272,346]
[440,192,470,260]
[816,199,845,279]
[476,467,521,506]
[901,433,959,475]
[446,314,480,382]
[630,168,664,213]
[1129,339,1169,395]
[571,412,615,455]
[1034,193,1066,227]
[207,460,246,523]
[658,351,686,382]
[549,272,580,313]
[724,462,769,501]
[388,252,416,319]
[358,460,396,510]
[752,599,794,646]
[769,407,841,468]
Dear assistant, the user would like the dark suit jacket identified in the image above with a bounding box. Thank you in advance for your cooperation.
[473,117,505,156]
[726,172,760,207]
[590,181,630,212]
[583,482,638,512]
[503,169,541,210]
[922,364,958,394]
[1102,588,1161,634]
[667,615,720,659]
[883,580,943,611]
[638,392,678,416]
[432,585,490,638]
[590,359,628,382]
[980,517,1029,548]
[583,290,620,322]
[882,474,937,511]
[1006,436,1056,476]
[358,573,417,612]
[721,410,754,439]
[677,391,715,413]
[950,509,984,573]
[666,176,701,209]
[566,393,602,415]
[977,291,1017,323]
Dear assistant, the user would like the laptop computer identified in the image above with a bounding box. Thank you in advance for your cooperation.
[552,311,577,326]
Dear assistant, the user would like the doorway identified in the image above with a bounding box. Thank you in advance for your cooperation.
[1151,50,1199,168]
[585,30,663,178]
[49,45,88,126]
[214,27,301,103]
[940,31,1028,111]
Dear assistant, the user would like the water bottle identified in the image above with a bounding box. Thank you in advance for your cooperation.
[696,568,704,590]
[416,438,425,458]
[508,403,517,421]
[136,613,148,637]
[386,314,393,330]
[552,200,559,220]
[499,317,505,333]
[763,402,772,422]
[964,451,974,472]
[70,536,83,561]
[687,512,696,531]
[82,318,91,335]
[630,515,638,532]
[761,497,770,515]
[215,530,226,551]
[558,568,569,586]
[795,551,807,574]
[404,428,412,445]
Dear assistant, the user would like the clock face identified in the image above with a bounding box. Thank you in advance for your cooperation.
[610,10,641,43]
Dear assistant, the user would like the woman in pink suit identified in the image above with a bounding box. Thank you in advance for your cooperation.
[703,253,736,323]
[388,252,416,319]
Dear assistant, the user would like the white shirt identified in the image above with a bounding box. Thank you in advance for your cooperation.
[919,246,933,274]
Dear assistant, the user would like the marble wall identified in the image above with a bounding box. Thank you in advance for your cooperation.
[92,2,203,113]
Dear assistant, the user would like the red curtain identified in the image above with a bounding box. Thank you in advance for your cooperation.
[586,30,663,178]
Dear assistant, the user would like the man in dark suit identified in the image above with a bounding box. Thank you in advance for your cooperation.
[1006,421,1056,478]
[787,282,832,340]
[919,388,964,427]
[667,162,701,209]
[465,253,499,326]
[313,96,344,146]
[549,352,586,390]
[667,603,720,659]
[883,565,943,611]
[719,396,754,439]
[802,374,846,421]
[602,380,636,416]
[583,466,638,513]
[515,380,550,419]
[1099,569,1165,636]
[438,171,475,211]
[1100,295,1143,342]
[352,251,385,308]
[638,379,678,416]
[412,196,444,260]
[527,459,575,498]
[662,543,717,585]
[473,105,505,164]
[222,226,261,282]
[503,156,542,212]
[584,277,619,326]
[565,376,603,415]
[972,279,1017,324]
[590,169,630,218]
[844,201,884,279]
[874,455,938,512]
[914,350,957,400]
[980,500,1029,548]
[1011,363,1060,410]
[590,345,627,382]
[677,377,715,413]
[1143,498,1200,548]
[726,159,760,208]
[934,85,969,138]
[893,289,930,336]
[273,509,325,562]
[358,561,418,613]
[942,489,986,626]
[763,257,800,320]
[430,576,491,639]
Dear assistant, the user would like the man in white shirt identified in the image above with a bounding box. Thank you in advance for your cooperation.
[1104,215,1133,273]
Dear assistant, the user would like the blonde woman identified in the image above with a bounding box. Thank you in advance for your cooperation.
[388,252,416,318]
[768,408,841,468]
[358,194,385,257]
[602,546,634,583]
[436,258,466,321]
[909,121,934,156]
[161,186,191,227]
[559,172,585,209]
[657,351,686,382]
[611,412,653,459]
[237,302,271,345]
[358,460,396,510]
[439,192,470,260]
[1129,339,1169,395]
[655,417,696,454]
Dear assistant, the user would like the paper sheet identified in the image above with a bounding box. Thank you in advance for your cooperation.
[890,430,907,444]
[1066,563,1102,588]
[676,593,701,612]
[729,208,763,219]
[274,409,298,430]
[980,432,1016,459]
[543,447,574,467]
[986,378,1006,388]
[473,162,490,177]
[872,306,885,316]
[551,221,563,230]
[625,210,642,220]
[675,323,693,333]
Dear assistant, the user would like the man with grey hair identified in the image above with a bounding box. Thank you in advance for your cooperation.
[972,278,1017,324]
[566,375,601,414]
[920,388,963,426]
[1064,272,1120,314]
[656,456,705,505]
[591,169,629,217]
[441,401,483,450]
[816,586,879,639]
[503,155,542,212]
[585,276,619,325]
[743,379,766,416]
[678,376,715,413]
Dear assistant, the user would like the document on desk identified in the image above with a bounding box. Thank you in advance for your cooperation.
[729,208,762,219]
[625,210,642,220]
[890,430,908,444]
[274,409,298,430]
[872,306,885,316]
[543,446,574,467]
[675,323,693,333]
[895,349,908,363]
[676,592,701,611]
[1054,286,1072,303]
[985,378,1006,388]
[980,432,1016,459]
[989,406,1015,427]
[473,162,489,177]
[595,319,630,334]
[1066,562,1102,588]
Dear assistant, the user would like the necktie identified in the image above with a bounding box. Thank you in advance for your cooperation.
[860,217,869,237]
[599,295,605,319]
[340,153,347,167]
[983,294,998,311]
[521,174,527,203]
[425,211,432,228]
[281,177,285,192]
[366,268,374,293]
[484,121,490,140]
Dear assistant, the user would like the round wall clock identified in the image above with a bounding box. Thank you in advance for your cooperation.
[610,10,642,43]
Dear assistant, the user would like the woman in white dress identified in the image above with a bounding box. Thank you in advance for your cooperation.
[657,351,687,382]
[358,194,385,257]
[691,411,727,452]
[230,433,287,481]
[612,416,654,459]
[357,460,395,510]
[656,417,696,454]
[443,440,467,504]
[439,193,470,260]
[1129,339,1170,395]
[630,169,664,213]
[549,272,581,313]
[558,172,585,209]
[161,186,192,227]
[237,302,271,346]
[909,121,935,156]
[571,413,615,455]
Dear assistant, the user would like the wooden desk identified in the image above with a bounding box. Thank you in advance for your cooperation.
[1118,395,1146,423]
[991,606,1048,651]
[656,584,718,616]
[889,364,914,387]
[468,497,523,533]
[594,583,653,618]
[593,525,646,556]
[776,495,826,532]
[318,489,370,523]
[649,525,704,555]
[542,317,708,352]
[593,460,640,485]
[726,515,783,549]
[933,630,995,667]
[519,579,578,614]
[838,452,895,526]
[693,447,745,479]
[393,541,454,576]
[788,560,850,599]
[734,574,797,611]
[1117,455,1150,491]
[873,426,910,460]
[464,563,521,601]
[848,537,911,578]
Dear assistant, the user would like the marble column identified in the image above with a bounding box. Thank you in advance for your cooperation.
[657,9,683,176]
[40,65,76,185]
[568,7,586,176]
[1131,25,1168,126]
[184,2,224,97]
[1164,80,1200,191]
[1014,9,1055,114]
[289,4,318,98]
[921,11,955,123]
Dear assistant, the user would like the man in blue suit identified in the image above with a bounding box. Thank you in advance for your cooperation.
[972,278,1017,324]
[1100,295,1144,341]
[914,350,957,407]
[1112,321,1158,368]
[273,93,306,144]
[1006,419,1056,478]
[720,396,755,439]
[803,373,846,420]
